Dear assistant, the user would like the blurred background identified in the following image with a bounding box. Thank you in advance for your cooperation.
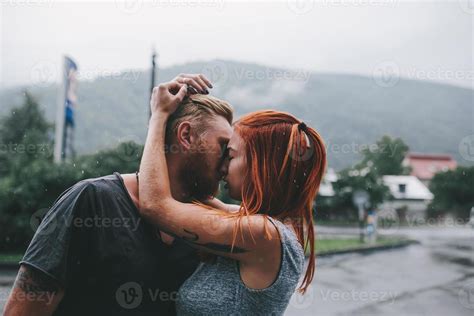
[0,0,473,315]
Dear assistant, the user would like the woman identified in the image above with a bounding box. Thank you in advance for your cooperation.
[138,79,326,315]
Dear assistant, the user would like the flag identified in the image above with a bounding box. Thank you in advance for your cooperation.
[54,56,78,163]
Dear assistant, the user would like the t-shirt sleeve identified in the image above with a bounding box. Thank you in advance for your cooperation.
[19,180,96,288]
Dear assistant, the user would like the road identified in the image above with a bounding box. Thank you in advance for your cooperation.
[286,226,474,315]
[1,226,473,315]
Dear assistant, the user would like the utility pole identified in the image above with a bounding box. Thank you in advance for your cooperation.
[149,47,157,119]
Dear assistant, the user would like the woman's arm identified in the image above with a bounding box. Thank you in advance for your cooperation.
[138,80,279,263]
[202,197,241,213]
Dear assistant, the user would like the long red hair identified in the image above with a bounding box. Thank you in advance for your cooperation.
[229,110,327,294]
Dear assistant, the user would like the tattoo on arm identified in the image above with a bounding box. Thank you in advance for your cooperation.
[167,228,249,254]
[15,266,60,295]
[183,229,199,242]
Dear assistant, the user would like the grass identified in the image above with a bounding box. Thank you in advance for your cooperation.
[0,237,411,263]
[0,253,23,264]
[314,236,411,255]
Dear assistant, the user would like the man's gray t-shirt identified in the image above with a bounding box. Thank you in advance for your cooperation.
[20,172,199,316]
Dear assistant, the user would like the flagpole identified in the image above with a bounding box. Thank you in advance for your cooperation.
[53,56,67,164]
[149,47,157,119]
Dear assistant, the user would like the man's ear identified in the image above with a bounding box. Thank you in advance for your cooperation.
[176,121,194,149]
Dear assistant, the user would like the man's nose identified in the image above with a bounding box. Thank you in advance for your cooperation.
[219,159,229,179]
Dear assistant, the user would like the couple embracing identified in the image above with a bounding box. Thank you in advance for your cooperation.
[5,73,326,316]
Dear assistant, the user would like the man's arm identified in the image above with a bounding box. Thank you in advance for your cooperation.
[4,264,65,316]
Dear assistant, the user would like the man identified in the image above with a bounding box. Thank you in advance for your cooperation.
[4,74,234,316]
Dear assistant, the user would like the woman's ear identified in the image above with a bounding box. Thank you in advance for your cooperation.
[176,121,193,149]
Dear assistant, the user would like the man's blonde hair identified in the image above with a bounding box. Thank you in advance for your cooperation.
[165,94,234,144]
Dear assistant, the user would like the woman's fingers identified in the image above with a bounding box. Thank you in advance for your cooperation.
[174,84,188,103]
[174,74,213,94]
[198,74,213,89]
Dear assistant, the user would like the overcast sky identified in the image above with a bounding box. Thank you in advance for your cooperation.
[1,0,473,89]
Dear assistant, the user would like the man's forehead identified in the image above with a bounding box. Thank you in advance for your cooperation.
[208,115,233,139]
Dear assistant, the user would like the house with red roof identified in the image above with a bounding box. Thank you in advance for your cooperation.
[403,153,457,186]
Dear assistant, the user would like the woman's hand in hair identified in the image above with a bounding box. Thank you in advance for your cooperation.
[149,81,188,117]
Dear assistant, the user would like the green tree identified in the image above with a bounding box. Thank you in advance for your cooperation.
[331,167,390,219]
[0,92,152,251]
[0,91,53,177]
[358,135,410,176]
[429,166,474,220]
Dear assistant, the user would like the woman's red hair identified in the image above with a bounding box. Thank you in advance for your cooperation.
[229,110,327,294]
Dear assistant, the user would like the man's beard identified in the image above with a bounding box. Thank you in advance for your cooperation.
[180,151,219,201]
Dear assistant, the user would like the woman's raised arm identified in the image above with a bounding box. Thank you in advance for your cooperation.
[138,79,279,263]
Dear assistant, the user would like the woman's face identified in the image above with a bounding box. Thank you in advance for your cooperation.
[220,131,247,200]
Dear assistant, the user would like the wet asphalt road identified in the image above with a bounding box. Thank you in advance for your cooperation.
[286,226,474,315]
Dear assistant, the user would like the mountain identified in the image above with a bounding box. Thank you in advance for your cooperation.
[1,60,472,170]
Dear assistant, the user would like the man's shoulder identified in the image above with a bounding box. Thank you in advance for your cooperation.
[58,173,124,204]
